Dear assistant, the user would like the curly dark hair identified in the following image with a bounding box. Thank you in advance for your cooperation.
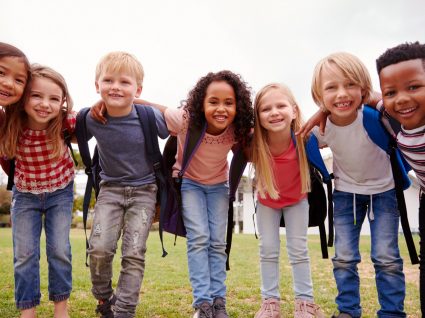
[376,41,425,74]
[182,70,254,145]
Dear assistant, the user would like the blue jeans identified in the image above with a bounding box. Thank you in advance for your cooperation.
[332,189,405,318]
[88,183,157,318]
[256,199,313,301]
[181,178,229,308]
[11,181,74,310]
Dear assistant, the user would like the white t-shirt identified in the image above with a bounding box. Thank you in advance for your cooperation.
[313,109,394,194]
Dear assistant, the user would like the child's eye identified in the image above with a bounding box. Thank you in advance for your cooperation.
[325,86,334,91]
[31,93,41,98]
[383,90,395,97]
[16,78,26,85]
[408,85,420,91]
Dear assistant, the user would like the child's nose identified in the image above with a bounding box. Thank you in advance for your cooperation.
[1,76,13,88]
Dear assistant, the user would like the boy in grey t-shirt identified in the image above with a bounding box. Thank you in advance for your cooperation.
[83,51,168,318]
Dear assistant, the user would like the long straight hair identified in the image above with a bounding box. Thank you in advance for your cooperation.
[251,83,310,200]
[0,64,73,159]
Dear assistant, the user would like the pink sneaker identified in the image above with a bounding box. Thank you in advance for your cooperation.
[294,299,325,318]
[254,298,281,318]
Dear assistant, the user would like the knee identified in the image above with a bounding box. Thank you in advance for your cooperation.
[187,232,209,251]
[259,243,280,261]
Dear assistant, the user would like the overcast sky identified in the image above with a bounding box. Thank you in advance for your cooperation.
[2,0,425,119]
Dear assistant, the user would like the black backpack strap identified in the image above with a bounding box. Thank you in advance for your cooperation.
[225,145,248,270]
[134,105,169,257]
[326,178,334,247]
[389,141,419,264]
[6,159,15,191]
[179,122,207,177]
[75,107,94,267]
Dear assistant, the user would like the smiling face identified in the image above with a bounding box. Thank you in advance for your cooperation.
[320,63,364,126]
[380,58,425,130]
[0,56,28,106]
[96,70,142,117]
[24,77,63,130]
[258,88,296,135]
[203,80,237,135]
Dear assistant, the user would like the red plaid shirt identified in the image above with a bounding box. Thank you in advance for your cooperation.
[15,113,76,194]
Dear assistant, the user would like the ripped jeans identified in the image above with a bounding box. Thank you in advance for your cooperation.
[88,182,157,318]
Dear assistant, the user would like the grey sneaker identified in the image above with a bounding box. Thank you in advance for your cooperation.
[193,302,213,318]
[213,297,228,318]
[95,294,116,318]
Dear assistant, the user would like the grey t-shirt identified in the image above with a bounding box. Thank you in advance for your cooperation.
[85,105,169,186]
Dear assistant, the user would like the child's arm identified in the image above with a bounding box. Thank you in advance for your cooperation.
[90,99,169,124]
[134,99,168,114]
[297,110,329,137]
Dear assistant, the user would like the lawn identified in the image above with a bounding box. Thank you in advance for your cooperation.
[0,228,420,317]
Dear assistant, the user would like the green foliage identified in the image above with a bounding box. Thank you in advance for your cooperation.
[0,229,420,317]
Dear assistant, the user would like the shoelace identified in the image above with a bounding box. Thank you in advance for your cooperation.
[264,300,278,315]
[199,305,213,318]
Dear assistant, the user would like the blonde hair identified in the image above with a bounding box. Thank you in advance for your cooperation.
[251,83,310,200]
[0,64,73,159]
[311,52,372,108]
[95,51,144,86]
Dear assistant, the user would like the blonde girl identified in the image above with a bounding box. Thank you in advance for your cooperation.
[252,83,324,318]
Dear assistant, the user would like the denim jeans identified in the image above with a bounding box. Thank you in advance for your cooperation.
[256,198,313,301]
[11,181,74,310]
[332,189,405,318]
[419,192,424,315]
[88,183,157,318]
[181,178,229,308]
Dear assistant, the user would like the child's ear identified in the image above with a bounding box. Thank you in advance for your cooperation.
[135,85,143,98]
[292,104,298,119]
[95,81,100,94]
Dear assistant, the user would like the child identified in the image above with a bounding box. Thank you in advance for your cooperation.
[124,70,253,318]
[376,41,425,315]
[0,64,75,318]
[0,42,30,108]
[311,52,406,318]
[251,83,324,318]
[83,51,168,318]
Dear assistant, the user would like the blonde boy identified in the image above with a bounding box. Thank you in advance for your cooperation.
[83,52,168,318]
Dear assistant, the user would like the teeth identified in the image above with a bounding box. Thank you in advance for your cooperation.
[0,91,11,97]
[398,107,416,114]
[335,102,350,108]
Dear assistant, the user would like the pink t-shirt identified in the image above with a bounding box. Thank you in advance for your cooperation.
[258,141,306,209]
[164,108,236,185]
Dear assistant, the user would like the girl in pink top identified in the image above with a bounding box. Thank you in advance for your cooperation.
[130,70,253,318]
[251,83,324,318]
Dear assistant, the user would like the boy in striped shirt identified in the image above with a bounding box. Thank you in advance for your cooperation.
[376,41,425,316]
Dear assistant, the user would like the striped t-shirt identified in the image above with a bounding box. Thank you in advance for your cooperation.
[378,103,425,191]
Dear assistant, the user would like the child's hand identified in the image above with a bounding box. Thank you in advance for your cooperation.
[91,100,107,124]
[296,110,329,137]
[366,90,382,107]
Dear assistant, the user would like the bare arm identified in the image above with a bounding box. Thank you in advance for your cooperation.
[134,99,168,114]
[296,110,329,137]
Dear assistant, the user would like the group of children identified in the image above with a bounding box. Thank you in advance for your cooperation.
[0,40,423,318]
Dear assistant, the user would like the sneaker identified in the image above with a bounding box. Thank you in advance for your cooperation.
[294,299,325,318]
[254,298,281,318]
[331,313,352,318]
[95,294,116,318]
[193,302,213,318]
[213,297,228,318]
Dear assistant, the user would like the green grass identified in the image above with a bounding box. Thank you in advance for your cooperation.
[0,228,420,317]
